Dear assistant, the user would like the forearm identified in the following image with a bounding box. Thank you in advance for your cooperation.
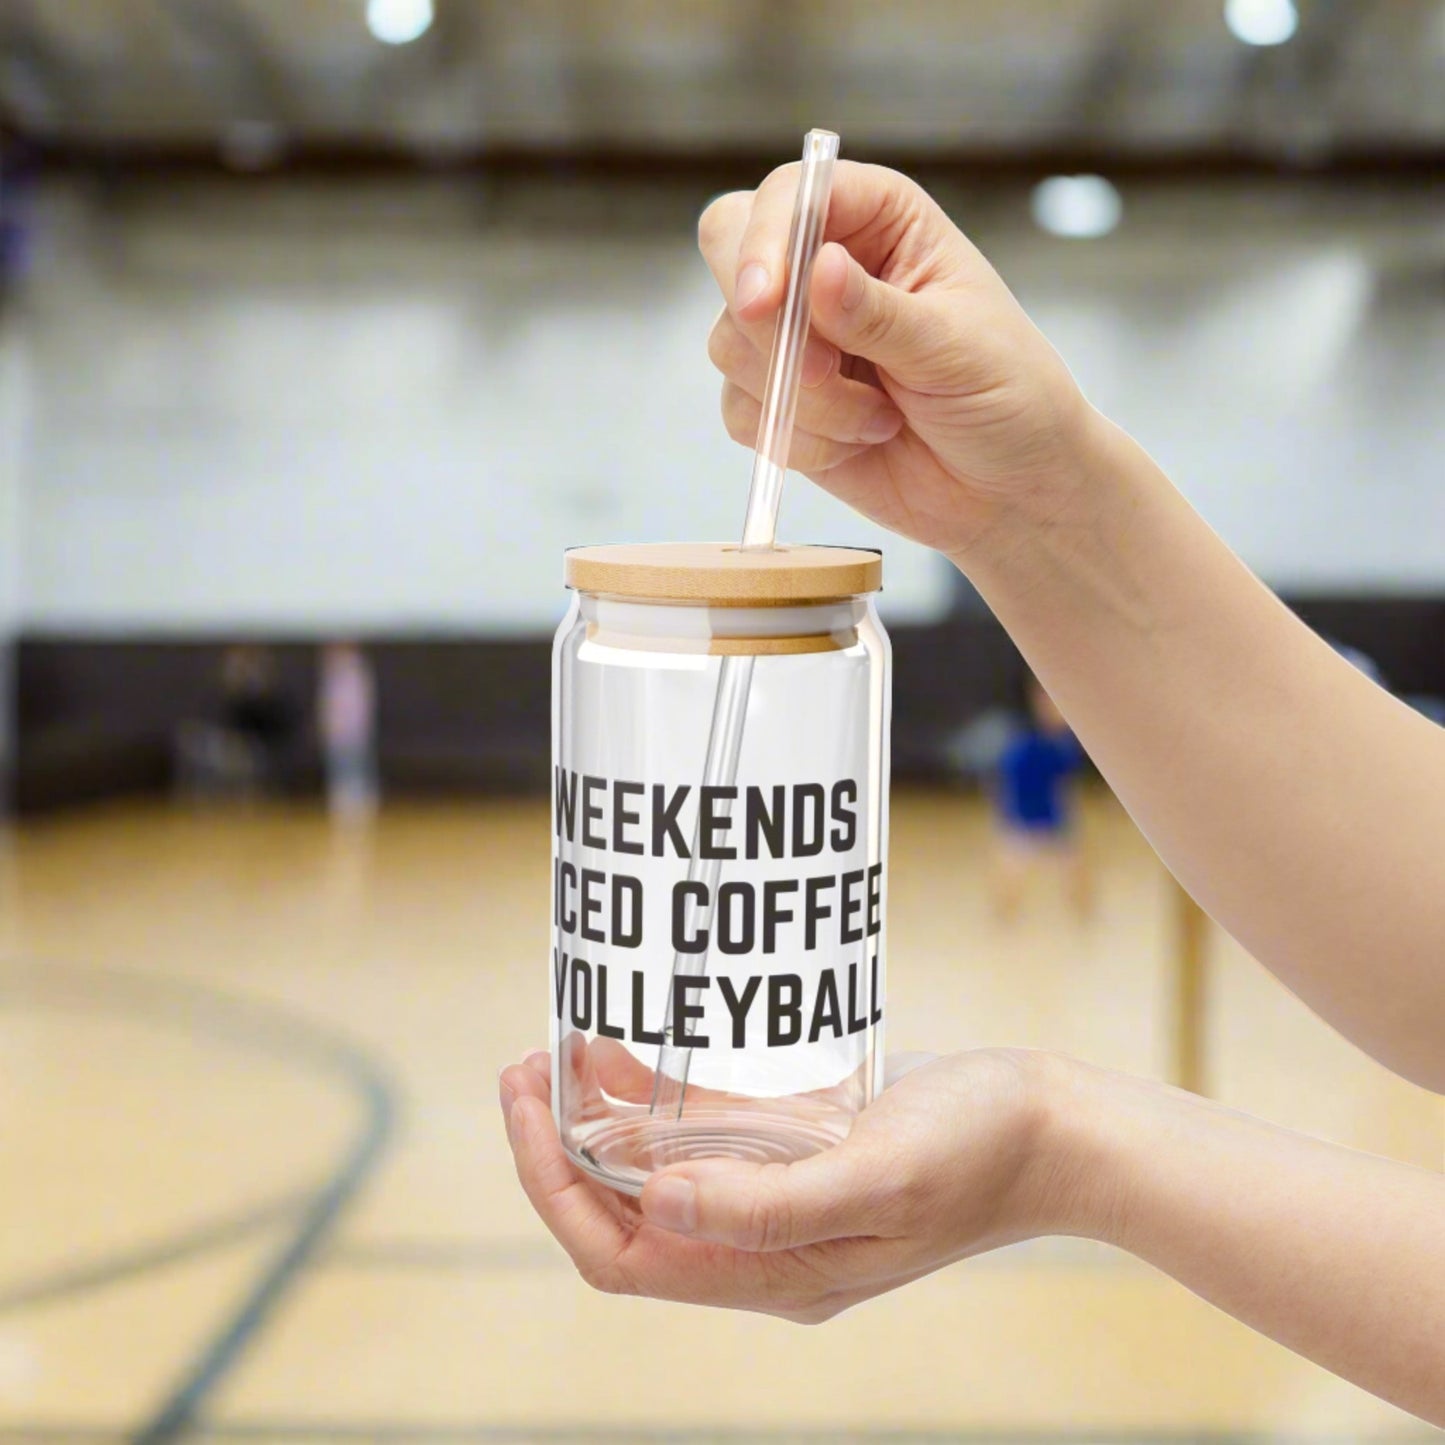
[957,412,1445,1088]
[1048,1058,1445,1423]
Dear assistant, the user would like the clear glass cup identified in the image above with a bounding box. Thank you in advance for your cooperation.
[551,543,890,1195]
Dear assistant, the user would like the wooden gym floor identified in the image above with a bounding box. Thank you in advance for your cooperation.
[0,789,1438,1443]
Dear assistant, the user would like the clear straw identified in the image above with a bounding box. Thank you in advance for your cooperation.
[650,130,840,1125]
[741,129,840,551]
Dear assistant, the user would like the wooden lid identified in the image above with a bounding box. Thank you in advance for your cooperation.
[565,543,882,605]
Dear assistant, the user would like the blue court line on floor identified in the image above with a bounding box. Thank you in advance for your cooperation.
[0,1189,315,1314]
[0,961,399,1445]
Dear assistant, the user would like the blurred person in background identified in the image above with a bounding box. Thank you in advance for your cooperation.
[220,643,294,784]
[990,671,1091,921]
[318,641,378,822]
[177,643,295,800]
[503,160,1445,1427]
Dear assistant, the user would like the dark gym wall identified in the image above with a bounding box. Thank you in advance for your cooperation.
[15,595,1445,814]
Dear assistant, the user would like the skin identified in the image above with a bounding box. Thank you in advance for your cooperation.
[501,161,1445,1424]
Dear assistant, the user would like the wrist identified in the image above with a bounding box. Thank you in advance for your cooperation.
[1020,1051,1154,1249]
[943,402,1134,590]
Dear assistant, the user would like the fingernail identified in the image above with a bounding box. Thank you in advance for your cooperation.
[861,409,904,444]
[645,1175,697,1235]
[840,257,867,312]
[801,335,837,389]
[498,1071,517,1117]
[735,263,769,312]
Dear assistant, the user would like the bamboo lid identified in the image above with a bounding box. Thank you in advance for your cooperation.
[565,543,882,605]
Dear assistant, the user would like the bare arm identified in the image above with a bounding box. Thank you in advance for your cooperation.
[960,414,1445,1088]
[1063,1058,1445,1420]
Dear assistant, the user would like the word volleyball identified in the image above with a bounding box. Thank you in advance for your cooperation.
[553,769,883,1049]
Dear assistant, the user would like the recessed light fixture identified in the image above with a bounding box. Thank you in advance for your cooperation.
[365,0,434,46]
[1224,0,1299,47]
[1030,175,1122,239]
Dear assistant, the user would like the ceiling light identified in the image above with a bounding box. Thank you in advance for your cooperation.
[1029,175,1122,239]
[365,0,434,45]
[1224,0,1299,46]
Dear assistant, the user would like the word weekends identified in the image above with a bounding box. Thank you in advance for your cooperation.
[552,769,883,1050]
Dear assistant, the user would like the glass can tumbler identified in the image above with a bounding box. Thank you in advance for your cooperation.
[551,542,890,1195]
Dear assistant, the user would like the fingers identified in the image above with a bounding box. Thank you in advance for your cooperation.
[697,192,767,325]
[709,312,902,448]
[696,190,750,306]
[706,299,843,421]
[730,163,809,320]
[639,1139,890,1253]
[587,1036,657,1104]
[699,162,974,401]
[499,1049,551,1115]
[808,242,949,384]
[720,383,873,473]
[504,1088,856,1314]
[698,169,820,324]
[711,161,948,322]
[502,1072,925,1317]
[697,194,787,368]
[505,1094,636,1280]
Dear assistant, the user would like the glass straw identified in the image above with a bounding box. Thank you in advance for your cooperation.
[650,130,840,1123]
[740,128,841,551]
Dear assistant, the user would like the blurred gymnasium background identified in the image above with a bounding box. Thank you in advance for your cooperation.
[0,2,1443,1441]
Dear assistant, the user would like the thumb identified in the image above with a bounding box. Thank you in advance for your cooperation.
[639,1140,881,1252]
[809,241,942,379]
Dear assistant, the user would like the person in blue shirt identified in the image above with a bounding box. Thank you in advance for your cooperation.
[991,672,1092,920]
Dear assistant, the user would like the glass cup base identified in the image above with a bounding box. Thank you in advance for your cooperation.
[564,1104,852,1197]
